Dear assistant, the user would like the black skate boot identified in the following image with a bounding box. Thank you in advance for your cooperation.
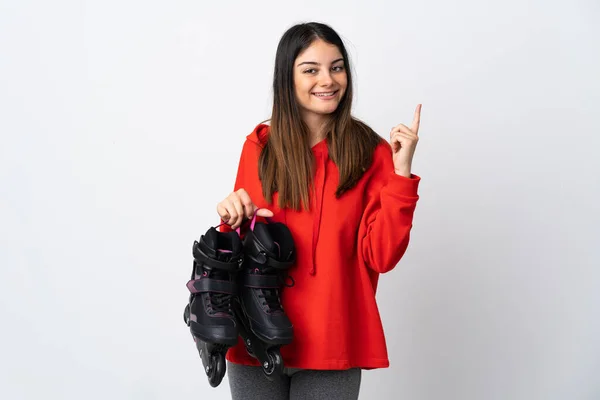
[234,218,296,379]
[183,226,244,387]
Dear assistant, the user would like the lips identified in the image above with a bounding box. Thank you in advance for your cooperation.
[312,90,338,97]
[311,90,339,101]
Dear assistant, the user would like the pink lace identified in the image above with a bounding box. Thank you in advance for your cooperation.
[215,208,272,237]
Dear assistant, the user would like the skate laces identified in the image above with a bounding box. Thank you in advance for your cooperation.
[257,273,284,314]
[253,267,295,314]
[206,250,236,314]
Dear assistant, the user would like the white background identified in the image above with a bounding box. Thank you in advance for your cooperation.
[1,0,599,399]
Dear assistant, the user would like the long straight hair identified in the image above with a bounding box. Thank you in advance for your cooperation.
[259,22,381,211]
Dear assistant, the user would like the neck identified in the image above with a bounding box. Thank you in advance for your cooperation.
[302,111,329,147]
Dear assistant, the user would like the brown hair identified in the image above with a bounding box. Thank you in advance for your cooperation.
[259,22,381,211]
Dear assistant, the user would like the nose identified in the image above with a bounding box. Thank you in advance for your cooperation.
[319,70,334,87]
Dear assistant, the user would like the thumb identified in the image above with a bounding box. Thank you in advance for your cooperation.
[255,208,274,218]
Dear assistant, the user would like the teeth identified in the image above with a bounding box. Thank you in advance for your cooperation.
[314,91,335,97]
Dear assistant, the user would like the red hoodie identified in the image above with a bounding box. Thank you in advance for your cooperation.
[222,123,420,370]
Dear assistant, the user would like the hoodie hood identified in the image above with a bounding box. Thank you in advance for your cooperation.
[246,123,270,147]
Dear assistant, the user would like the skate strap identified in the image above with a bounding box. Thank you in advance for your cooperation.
[194,246,242,273]
[187,278,237,295]
[243,272,280,289]
[266,257,295,270]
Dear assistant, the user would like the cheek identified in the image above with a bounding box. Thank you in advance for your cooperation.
[339,73,348,91]
[294,80,313,103]
[295,86,307,106]
[299,80,313,96]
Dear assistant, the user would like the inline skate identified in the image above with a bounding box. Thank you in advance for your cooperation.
[234,216,296,379]
[183,226,244,387]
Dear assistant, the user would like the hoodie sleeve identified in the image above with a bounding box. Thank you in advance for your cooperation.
[359,142,421,274]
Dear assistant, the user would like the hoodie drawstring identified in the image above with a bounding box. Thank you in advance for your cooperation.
[310,143,328,276]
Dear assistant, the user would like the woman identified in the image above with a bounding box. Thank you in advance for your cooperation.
[217,22,421,399]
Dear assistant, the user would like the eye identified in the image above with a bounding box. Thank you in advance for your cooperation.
[303,68,317,74]
[332,65,344,72]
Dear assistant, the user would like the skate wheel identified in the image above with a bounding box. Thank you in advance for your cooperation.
[183,305,190,325]
[207,352,226,388]
[262,349,283,379]
[244,340,255,357]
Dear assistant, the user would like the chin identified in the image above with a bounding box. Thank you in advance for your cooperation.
[321,108,338,115]
[311,103,340,115]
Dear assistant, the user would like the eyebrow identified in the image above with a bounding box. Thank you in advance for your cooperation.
[297,58,344,67]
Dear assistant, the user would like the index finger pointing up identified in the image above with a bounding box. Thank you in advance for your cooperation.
[411,104,422,134]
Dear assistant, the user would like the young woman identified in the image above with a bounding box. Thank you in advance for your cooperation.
[216,22,421,399]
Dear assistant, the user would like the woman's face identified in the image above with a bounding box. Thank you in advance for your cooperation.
[293,39,347,121]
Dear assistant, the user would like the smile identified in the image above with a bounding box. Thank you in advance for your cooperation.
[312,90,338,99]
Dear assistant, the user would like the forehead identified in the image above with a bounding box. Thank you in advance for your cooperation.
[296,39,343,63]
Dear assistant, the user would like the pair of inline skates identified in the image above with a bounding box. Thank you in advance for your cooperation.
[183,214,296,387]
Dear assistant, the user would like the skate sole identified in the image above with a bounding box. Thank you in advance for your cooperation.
[236,301,294,346]
[190,321,239,347]
[245,318,294,346]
